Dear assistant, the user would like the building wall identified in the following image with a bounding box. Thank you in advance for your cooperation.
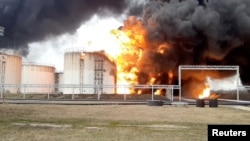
[21,64,55,94]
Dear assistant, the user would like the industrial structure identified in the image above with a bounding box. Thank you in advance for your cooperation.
[55,72,64,93]
[0,50,22,94]
[63,49,116,94]
[21,63,55,94]
[0,47,244,103]
[0,48,117,95]
[178,65,240,101]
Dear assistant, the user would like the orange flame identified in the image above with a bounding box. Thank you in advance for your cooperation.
[198,84,210,99]
[108,17,147,94]
[107,16,173,94]
[168,70,173,84]
[154,89,161,95]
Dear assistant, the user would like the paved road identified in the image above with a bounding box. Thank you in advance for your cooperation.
[0,99,148,105]
[1,98,250,106]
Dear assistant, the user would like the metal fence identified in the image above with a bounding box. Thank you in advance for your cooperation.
[0,84,179,101]
[0,84,249,102]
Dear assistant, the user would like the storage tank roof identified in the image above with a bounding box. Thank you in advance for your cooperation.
[64,48,85,53]
[65,48,115,65]
[0,49,22,57]
[22,62,55,68]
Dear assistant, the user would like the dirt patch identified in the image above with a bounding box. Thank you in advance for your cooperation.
[85,127,103,130]
[12,123,72,128]
[227,105,250,112]
[124,124,189,129]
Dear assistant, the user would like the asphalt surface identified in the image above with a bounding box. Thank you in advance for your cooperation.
[1,98,250,106]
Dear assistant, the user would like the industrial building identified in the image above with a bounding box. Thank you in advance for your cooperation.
[21,63,55,94]
[0,48,117,95]
[0,50,22,94]
[63,49,116,94]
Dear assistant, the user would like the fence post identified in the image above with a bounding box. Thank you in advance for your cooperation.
[171,86,174,102]
[23,85,26,99]
[151,85,154,100]
[97,85,99,100]
[236,66,239,101]
[165,87,167,100]
[72,87,74,100]
[124,85,127,101]
[47,85,50,100]
[0,84,3,99]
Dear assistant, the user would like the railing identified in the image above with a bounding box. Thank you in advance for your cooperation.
[0,84,179,101]
[1,84,249,102]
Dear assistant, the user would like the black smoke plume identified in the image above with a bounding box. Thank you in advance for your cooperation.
[0,0,134,55]
[119,0,250,95]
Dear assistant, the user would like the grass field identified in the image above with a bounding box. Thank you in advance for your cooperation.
[0,104,249,141]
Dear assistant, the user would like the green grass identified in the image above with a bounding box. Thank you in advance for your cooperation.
[0,104,249,141]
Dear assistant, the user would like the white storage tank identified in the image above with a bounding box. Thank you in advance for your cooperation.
[21,63,55,94]
[63,49,116,94]
[0,50,22,93]
[55,72,64,93]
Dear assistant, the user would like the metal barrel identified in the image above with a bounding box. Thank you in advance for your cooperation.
[147,100,164,106]
[196,99,205,107]
[209,99,218,107]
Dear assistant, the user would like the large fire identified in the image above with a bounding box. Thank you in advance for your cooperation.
[108,17,147,94]
[104,16,176,94]
[198,83,211,99]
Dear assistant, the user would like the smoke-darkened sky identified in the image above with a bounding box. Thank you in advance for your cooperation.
[2,0,250,88]
[116,0,250,87]
[0,0,145,55]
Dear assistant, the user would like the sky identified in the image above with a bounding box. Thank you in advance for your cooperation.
[25,15,244,91]
[24,15,123,72]
[0,0,145,71]
[1,0,250,90]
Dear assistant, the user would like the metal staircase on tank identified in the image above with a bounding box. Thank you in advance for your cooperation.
[94,54,104,94]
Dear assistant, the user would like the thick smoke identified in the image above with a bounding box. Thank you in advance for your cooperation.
[120,0,250,95]
[0,0,137,56]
